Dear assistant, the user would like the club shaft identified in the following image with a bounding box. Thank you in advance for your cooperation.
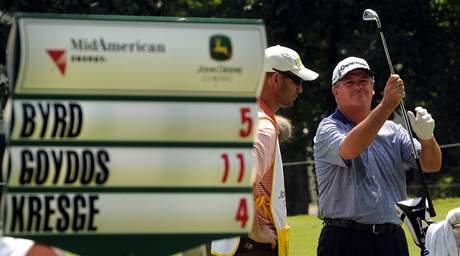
[378,27,436,217]
[416,160,436,217]
[379,31,395,74]
[379,30,419,159]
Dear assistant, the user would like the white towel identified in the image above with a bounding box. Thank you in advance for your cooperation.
[0,237,34,256]
[426,207,460,256]
[453,224,460,250]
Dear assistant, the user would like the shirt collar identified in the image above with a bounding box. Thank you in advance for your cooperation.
[259,99,276,120]
[331,108,355,126]
[258,98,279,130]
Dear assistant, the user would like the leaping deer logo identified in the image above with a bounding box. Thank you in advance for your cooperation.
[210,35,232,61]
[212,38,230,57]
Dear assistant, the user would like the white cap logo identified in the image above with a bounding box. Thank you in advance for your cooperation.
[332,56,374,85]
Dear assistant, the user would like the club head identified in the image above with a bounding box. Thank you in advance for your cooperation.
[395,197,432,248]
[363,9,381,28]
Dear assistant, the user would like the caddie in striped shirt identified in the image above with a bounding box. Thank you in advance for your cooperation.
[212,45,318,256]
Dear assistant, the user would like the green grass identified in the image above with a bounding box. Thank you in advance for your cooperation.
[288,198,460,256]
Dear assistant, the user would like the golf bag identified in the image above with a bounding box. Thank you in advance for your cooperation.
[395,197,433,249]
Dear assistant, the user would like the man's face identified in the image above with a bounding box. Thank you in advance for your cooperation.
[275,71,304,108]
[332,69,374,109]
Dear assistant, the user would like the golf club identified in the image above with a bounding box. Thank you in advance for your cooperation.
[362,9,436,218]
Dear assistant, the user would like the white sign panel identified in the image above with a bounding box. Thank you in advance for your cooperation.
[10,100,257,142]
[7,146,254,187]
[15,18,266,97]
[5,193,254,234]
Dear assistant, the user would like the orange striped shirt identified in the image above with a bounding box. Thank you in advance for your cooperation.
[253,99,279,233]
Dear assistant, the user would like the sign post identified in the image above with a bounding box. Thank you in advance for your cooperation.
[1,13,266,255]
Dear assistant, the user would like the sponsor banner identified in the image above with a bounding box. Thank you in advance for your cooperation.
[10,100,257,142]
[4,193,253,234]
[7,146,253,187]
[15,17,266,97]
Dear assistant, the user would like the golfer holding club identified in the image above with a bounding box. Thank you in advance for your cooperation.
[313,56,442,256]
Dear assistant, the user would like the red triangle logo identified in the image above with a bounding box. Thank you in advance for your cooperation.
[46,49,66,75]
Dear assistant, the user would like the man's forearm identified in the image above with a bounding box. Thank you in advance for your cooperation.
[340,103,393,160]
[419,137,442,172]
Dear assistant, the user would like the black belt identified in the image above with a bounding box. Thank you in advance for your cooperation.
[323,218,400,235]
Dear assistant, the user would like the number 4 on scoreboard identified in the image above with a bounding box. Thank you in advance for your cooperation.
[235,198,248,228]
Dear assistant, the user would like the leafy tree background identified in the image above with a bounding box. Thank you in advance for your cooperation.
[1,0,459,214]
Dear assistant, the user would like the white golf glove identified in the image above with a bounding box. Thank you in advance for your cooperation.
[407,107,435,140]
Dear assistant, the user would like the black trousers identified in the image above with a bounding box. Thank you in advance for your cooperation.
[234,236,277,256]
[317,225,409,256]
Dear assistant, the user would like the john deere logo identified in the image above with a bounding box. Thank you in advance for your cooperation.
[210,35,232,61]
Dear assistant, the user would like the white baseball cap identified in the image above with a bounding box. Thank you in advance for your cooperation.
[332,56,374,85]
[264,45,319,81]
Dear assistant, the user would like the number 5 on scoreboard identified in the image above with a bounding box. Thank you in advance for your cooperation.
[239,107,253,138]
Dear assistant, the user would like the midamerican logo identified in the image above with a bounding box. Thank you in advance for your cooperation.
[209,35,232,61]
[46,49,67,75]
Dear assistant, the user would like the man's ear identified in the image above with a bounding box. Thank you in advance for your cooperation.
[332,85,338,96]
[271,72,282,90]
[266,72,278,84]
[273,72,281,84]
[371,80,375,95]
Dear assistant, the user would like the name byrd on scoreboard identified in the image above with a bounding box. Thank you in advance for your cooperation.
[8,100,257,142]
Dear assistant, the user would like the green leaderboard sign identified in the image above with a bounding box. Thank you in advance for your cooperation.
[1,13,266,255]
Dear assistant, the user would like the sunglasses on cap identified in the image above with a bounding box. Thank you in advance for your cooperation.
[273,69,303,85]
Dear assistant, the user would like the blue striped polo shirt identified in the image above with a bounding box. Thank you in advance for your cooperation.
[313,108,421,224]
